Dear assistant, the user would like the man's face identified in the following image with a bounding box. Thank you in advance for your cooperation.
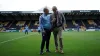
[44,9,49,14]
[52,7,57,13]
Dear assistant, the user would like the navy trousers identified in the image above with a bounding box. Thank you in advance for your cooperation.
[25,30,28,34]
[40,28,51,52]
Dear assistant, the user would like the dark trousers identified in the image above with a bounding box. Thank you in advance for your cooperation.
[25,30,28,34]
[40,28,51,52]
[77,28,79,32]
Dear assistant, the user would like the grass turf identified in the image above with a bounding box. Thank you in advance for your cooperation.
[0,31,100,56]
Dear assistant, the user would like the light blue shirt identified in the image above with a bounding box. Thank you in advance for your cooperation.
[25,26,29,31]
[39,14,51,31]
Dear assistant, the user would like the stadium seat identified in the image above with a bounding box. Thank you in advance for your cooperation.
[20,27,24,32]
[88,20,96,25]
[34,21,39,26]
[24,21,30,26]
[0,28,5,32]
[66,20,74,28]
[80,26,86,31]
[4,22,9,26]
[72,20,76,25]
[94,20,100,26]
[16,21,26,26]
[0,28,2,31]
[82,20,90,29]
[28,21,31,27]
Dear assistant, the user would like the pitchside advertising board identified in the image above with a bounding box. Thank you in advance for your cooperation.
[6,30,19,32]
[0,11,21,14]
[6,28,19,32]
[72,10,99,13]
[0,10,99,14]
[0,11,13,13]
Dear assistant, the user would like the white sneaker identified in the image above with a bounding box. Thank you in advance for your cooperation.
[60,50,64,54]
[55,49,59,52]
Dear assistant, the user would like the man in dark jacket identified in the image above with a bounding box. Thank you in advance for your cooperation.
[51,6,66,54]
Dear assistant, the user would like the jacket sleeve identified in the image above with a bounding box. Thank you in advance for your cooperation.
[61,13,66,30]
[39,15,44,32]
[50,14,53,23]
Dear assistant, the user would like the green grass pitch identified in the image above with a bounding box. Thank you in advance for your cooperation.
[0,31,100,56]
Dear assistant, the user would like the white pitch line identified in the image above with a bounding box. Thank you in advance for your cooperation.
[0,34,33,44]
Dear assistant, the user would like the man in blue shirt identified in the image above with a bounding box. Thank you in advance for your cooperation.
[25,25,29,34]
[38,7,51,55]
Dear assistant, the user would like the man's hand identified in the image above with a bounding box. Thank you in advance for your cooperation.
[51,18,56,23]
[38,30,41,34]
[63,27,66,31]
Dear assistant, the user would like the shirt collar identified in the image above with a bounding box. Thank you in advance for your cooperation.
[43,13,49,16]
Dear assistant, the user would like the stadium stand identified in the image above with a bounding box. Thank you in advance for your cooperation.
[0,10,100,32]
[34,21,39,26]
[16,21,26,26]
[28,21,31,27]
[66,20,74,28]
[3,21,9,26]
[29,20,35,29]
[75,20,83,26]
[0,28,5,32]
[94,20,100,26]
[33,21,39,29]
[72,20,76,25]
[7,21,12,28]
[82,20,90,29]
[10,21,17,28]
[24,20,30,26]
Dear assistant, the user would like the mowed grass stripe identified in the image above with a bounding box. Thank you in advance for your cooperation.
[0,32,25,42]
[0,34,33,44]
[0,32,39,44]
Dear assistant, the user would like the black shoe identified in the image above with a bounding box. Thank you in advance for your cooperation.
[46,50,51,53]
[40,51,43,55]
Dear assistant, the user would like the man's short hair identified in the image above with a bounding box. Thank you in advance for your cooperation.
[43,7,48,12]
[52,6,57,10]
